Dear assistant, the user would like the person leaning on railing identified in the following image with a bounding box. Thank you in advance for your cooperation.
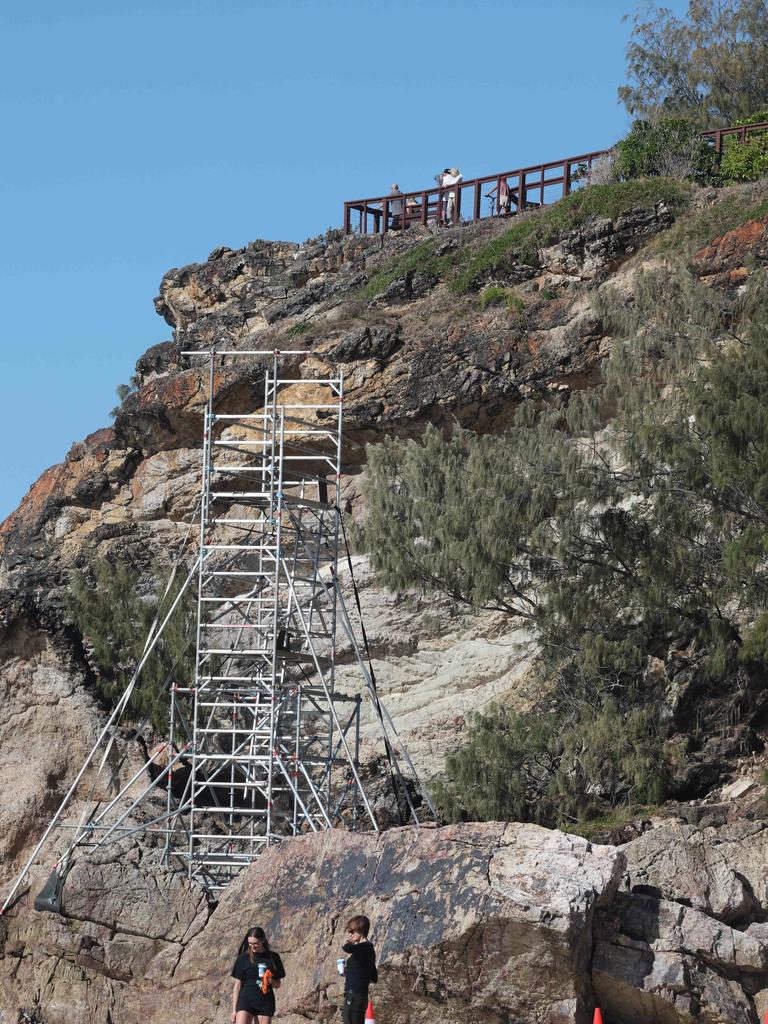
[497,176,511,215]
[387,184,404,229]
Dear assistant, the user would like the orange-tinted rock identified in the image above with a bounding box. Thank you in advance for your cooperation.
[0,461,68,540]
[0,428,129,550]
[694,217,768,292]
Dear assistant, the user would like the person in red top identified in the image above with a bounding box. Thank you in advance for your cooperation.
[497,176,511,216]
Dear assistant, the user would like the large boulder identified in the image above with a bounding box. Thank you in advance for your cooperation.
[620,821,764,924]
[592,819,768,1024]
[0,823,624,1024]
[143,822,624,1024]
[593,892,764,1023]
[0,845,209,1023]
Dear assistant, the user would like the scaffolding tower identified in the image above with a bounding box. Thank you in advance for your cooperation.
[2,348,431,913]
[168,348,379,892]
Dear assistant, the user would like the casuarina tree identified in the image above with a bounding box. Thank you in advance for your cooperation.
[620,0,768,127]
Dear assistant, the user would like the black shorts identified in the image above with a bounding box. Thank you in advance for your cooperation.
[237,991,276,1017]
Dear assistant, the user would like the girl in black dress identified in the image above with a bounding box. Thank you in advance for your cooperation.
[231,926,286,1024]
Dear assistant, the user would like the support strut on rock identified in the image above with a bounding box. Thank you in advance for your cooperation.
[33,859,72,916]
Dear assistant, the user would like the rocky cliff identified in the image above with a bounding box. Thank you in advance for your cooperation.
[2,179,768,1022]
[4,819,768,1024]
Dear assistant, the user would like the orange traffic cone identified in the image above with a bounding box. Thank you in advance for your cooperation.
[593,1010,603,1024]
[365,999,376,1024]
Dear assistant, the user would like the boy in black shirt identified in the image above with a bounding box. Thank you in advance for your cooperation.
[341,914,377,1024]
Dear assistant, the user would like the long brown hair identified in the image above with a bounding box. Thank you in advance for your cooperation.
[238,926,271,964]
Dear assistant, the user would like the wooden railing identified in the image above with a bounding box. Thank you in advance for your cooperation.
[701,120,768,157]
[343,121,768,236]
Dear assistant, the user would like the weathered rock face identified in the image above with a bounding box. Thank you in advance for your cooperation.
[0,823,624,1024]
[621,820,768,924]
[0,209,647,668]
[0,624,106,889]
[6,818,768,1024]
[0,200,669,906]
[175,823,623,1024]
[540,202,675,279]
[0,845,210,1023]
[592,819,768,1024]
[597,890,768,1023]
[334,556,538,779]
[693,213,768,293]
[593,893,763,1024]
[0,200,682,587]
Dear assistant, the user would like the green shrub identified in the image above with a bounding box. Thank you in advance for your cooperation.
[480,286,524,312]
[614,119,716,184]
[720,111,768,185]
[566,803,665,842]
[431,706,561,824]
[361,260,768,824]
[303,226,344,245]
[356,178,691,303]
[111,377,141,419]
[66,558,196,731]
[287,321,312,337]
[362,239,464,299]
[550,702,668,820]
[432,699,667,828]
[739,613,768,667]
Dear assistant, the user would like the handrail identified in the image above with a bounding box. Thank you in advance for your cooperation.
[701,120,768,154]
[343,121,768,236]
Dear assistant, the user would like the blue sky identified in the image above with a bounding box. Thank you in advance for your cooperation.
[0,0,688,521]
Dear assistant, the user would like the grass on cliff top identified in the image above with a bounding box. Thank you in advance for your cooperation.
[361,238,464,300]
[451,177,693,294]
[360,178,692,301]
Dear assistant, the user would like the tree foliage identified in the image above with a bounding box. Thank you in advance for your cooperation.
[719,110,768,183]
[613,118,716,182]
[66,557,196,731]
[358,252,768,826]
[620,1,768,127]
[432,701,667,826]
